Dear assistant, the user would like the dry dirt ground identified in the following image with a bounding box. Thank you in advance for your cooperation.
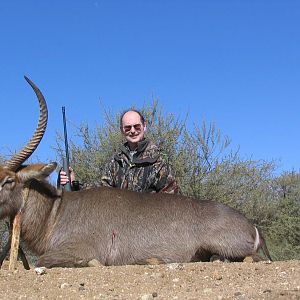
[0,260,299,299]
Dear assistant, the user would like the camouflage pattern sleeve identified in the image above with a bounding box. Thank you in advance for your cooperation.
[100,158,116,187]
[154,157,180,194]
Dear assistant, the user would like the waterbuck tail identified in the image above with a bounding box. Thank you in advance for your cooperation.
[254,227,272,261]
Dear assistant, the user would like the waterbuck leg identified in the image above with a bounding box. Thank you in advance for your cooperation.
[0,220,11,268]
[0,238,11,268]
[18,246,30,270]
[0,238,30,269]
[243,254,265,262]
[37,252,89,268]
[37,248,94,268]
[0,218,30,270]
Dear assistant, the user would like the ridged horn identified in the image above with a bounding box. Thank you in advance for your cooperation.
[4,76,48,171]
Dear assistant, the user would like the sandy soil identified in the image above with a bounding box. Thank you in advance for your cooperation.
[0,260,299,299]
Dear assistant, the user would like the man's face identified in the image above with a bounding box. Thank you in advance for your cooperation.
[121,111,146,147]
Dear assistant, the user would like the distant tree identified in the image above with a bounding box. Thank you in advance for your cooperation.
[266,172,300,260]
[0,155,5,165]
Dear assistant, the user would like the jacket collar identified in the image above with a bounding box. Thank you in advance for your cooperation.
[116,139,158,164]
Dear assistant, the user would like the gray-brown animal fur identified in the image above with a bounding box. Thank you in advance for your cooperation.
[0,77,272,268]
[0,163,272,268]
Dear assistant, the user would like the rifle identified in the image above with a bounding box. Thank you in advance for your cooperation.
[61,106,72,191]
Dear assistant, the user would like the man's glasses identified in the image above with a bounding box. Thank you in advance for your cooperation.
[123,123,142,133]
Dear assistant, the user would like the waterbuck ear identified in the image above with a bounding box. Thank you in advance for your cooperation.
[17,162,57,182]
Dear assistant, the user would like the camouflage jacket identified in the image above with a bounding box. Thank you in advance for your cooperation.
[100,139,180,194]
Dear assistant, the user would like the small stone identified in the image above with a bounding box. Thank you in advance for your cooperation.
[212,259,223,264]
[263,260,272,264]
[213,272,223,280]
[243,256,254,263]
[150,272,164,279]
[203,288,212,293]
[166,263,184,270]
[140,294,154,300]
[279,271,287,277]
[88,259,102,267]
[60,283,70,289]
[210,255,223,262]
[34,267,47,275]
[78,286,86,291]
[152,292,158,297]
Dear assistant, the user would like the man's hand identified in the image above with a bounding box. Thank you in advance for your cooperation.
[60,167,75,186]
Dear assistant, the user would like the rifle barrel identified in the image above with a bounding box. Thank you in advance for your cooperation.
[62,106,71,191]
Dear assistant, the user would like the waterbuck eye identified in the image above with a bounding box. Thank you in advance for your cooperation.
[2,177,14,187]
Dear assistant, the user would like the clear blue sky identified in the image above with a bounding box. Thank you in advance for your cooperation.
[0,0,299,174]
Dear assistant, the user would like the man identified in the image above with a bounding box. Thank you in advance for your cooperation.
[60,109,179,194]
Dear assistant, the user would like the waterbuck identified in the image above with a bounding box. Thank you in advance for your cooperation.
[0,77,272,268]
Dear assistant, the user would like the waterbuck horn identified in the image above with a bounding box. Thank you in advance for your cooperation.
[4,76,48,171]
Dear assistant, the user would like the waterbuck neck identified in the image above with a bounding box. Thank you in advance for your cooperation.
[20,181,61,255]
